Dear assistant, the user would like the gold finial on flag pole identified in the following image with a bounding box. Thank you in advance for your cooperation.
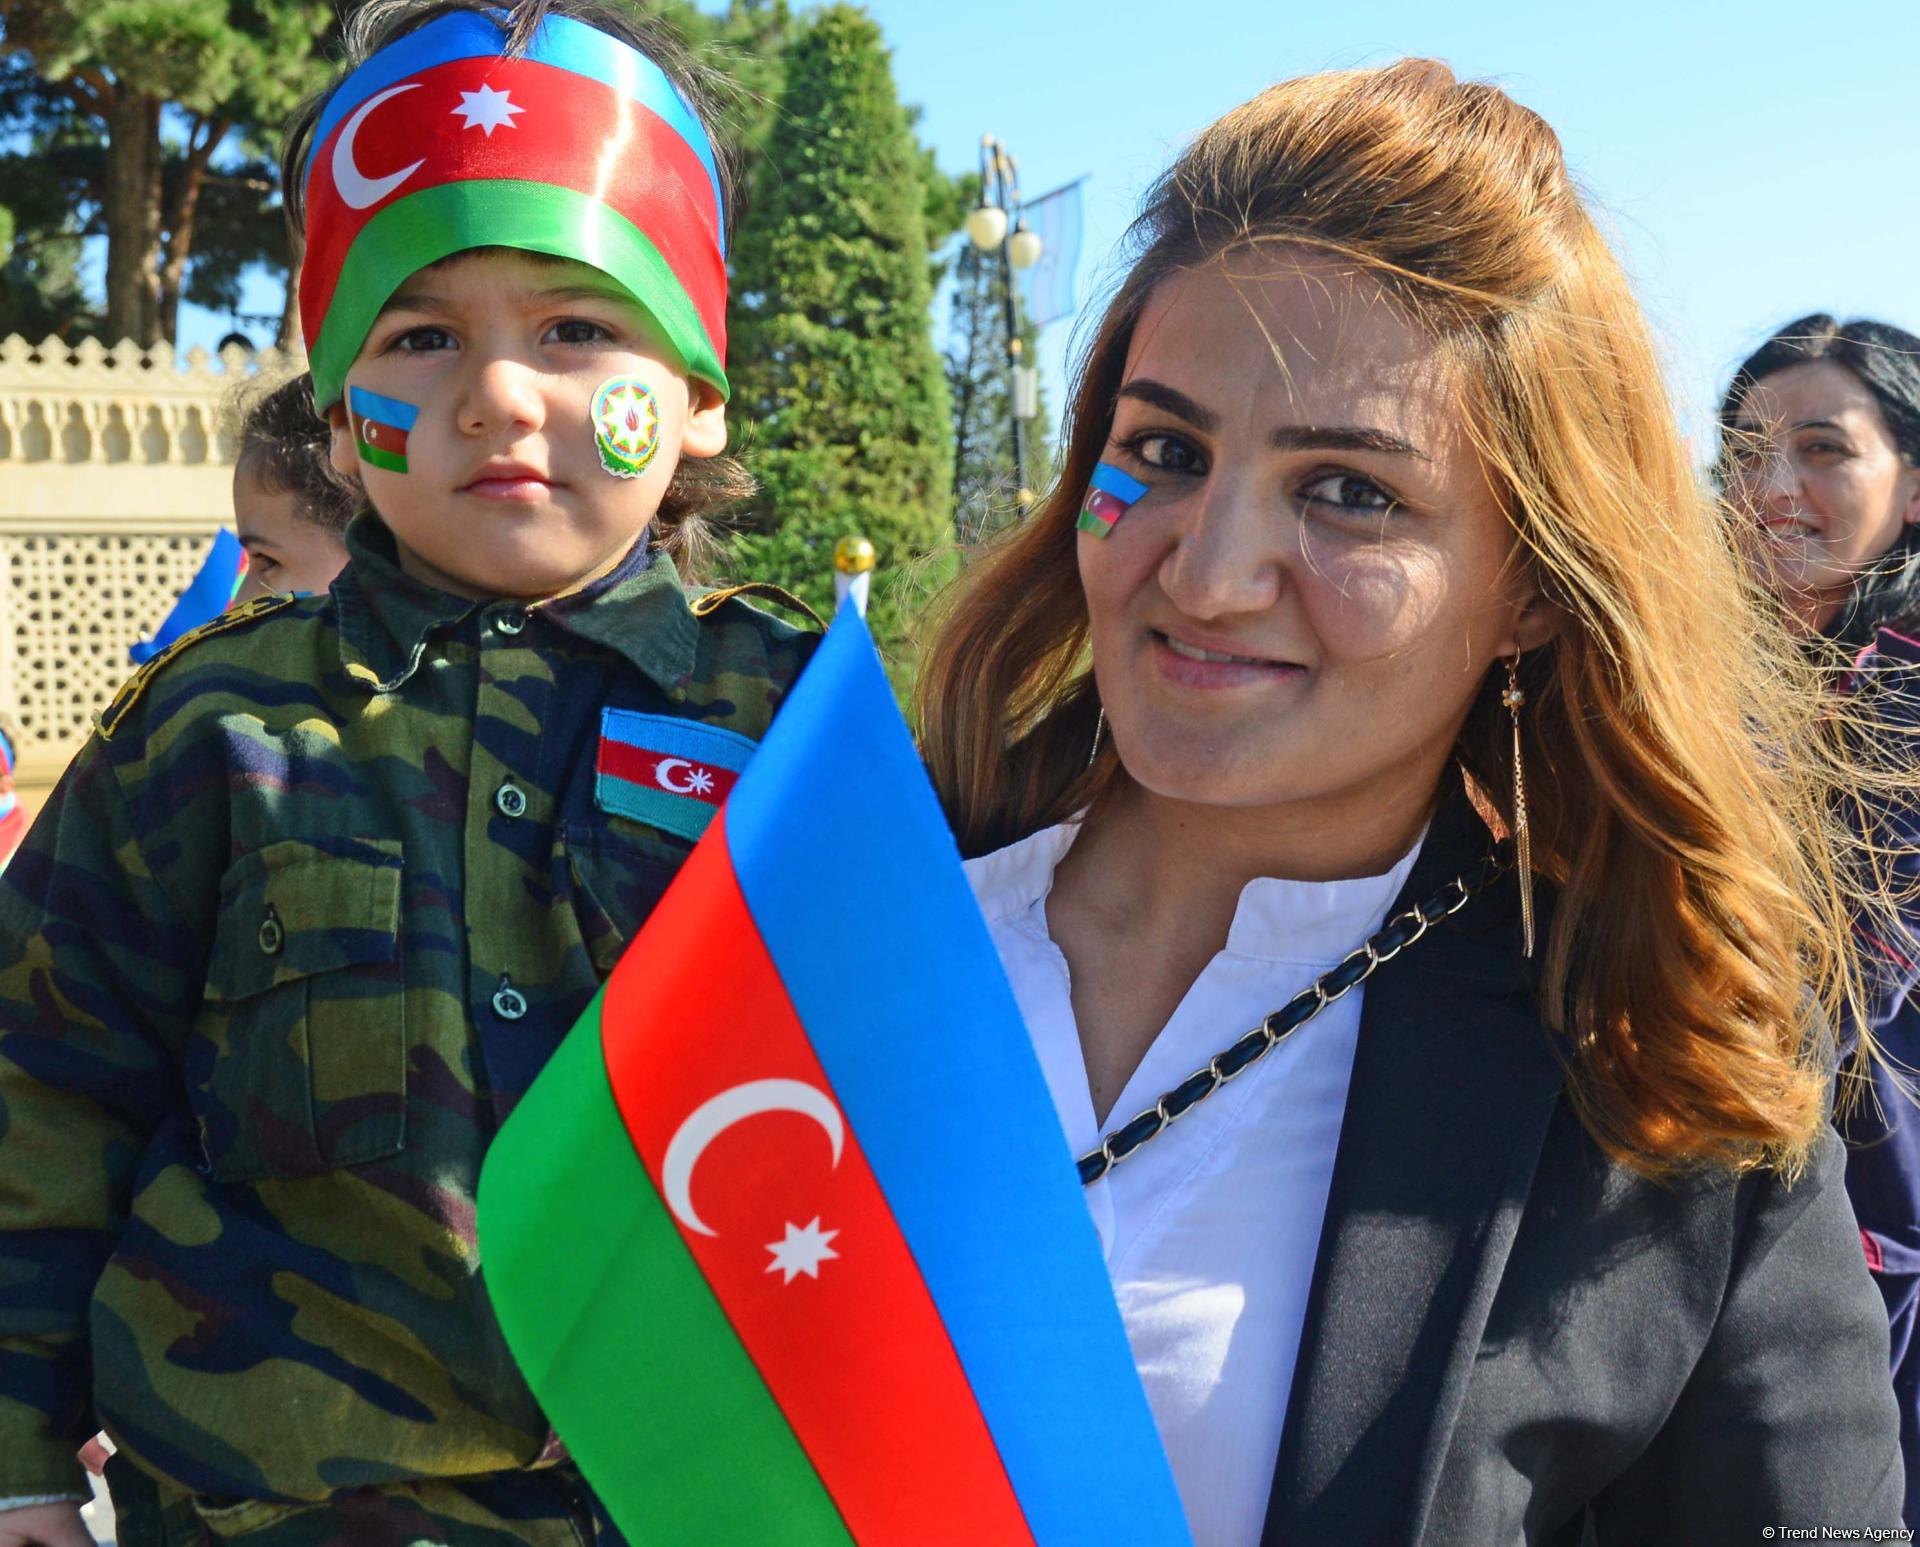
[834,535,876,617]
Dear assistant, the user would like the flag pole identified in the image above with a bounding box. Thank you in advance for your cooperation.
[833,535,875,617]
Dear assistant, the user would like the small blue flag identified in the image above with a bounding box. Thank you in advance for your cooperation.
[130,528,248,664]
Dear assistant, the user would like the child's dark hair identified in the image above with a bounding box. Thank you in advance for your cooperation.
[231,372,360,536]
[280,0,752,578]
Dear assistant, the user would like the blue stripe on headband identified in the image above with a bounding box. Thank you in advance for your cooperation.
[348,385,420,430]
[306,11,725,247]
[1089,462,1149,502]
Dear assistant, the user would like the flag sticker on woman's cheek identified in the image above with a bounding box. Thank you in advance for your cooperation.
[592,376,661,479]
[348,385,418,474]
[1078,462,1149,537]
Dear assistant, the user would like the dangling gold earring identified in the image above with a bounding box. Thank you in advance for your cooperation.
[1502,655,1535,958]
[1087,707,1107,770]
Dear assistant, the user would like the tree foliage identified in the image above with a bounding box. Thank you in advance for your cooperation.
[0,0,336,345]
[722,4,957,672]
[946,233,1052,544]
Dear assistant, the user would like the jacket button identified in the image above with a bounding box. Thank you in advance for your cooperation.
[495,783,528,819]
[492,979,528,1021]
[258,912,284,955]
[496,610,528,636]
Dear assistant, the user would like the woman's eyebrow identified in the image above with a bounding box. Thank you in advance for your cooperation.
[1790,418,1847,434]
[1117,378,1217,430]
[1271,424,1430,460]
[1118,379,1427,460]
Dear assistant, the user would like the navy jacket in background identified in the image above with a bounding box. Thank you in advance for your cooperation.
[1839,623,1920,1527]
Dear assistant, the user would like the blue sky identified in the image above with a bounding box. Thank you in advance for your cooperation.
[184,0,1918,446]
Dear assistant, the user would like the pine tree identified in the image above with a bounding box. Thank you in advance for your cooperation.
[0,0,337,346]
[946,236,1052,544]
[723,5,956,672]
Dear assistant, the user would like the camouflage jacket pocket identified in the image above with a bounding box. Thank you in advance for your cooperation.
[193,837,405,1182]
[560,822,684,978]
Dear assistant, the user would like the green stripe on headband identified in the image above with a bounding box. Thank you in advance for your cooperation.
[308,180,728,409]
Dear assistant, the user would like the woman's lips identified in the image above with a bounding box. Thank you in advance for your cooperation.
[1150,630,1306,690]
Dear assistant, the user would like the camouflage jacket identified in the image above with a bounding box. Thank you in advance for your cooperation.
[0,517,817,1504]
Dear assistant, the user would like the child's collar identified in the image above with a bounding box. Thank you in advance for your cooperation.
[332,516,697,697]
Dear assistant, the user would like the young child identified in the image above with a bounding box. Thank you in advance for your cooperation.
[228,372,357,605]
[0,4,815,1542]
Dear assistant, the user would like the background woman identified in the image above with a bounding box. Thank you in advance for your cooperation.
[1721,315,1920,1524]
[918,61,1901,1543]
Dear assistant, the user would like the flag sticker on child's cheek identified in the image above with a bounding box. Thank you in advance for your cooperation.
[1078,462,1149,537]
[592,377,661,479]
[349,385,418,474]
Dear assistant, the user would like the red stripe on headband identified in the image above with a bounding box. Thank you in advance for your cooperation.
[301,53,725,359]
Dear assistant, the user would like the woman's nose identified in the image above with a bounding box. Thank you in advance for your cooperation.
[1762,448,1802,509]
[460,355,546,437]
[1158,473,1285,620]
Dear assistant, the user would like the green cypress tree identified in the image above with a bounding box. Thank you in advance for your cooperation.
[723,4,955,672]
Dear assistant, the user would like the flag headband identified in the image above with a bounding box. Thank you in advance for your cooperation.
[299,10,728,409]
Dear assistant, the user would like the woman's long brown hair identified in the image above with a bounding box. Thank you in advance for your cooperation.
[915,59,1898,1178]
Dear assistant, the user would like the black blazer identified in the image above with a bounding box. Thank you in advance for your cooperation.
[1260,790,1903,1545]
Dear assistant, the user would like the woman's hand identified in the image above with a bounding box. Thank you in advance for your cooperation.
[0,1502,92,1547]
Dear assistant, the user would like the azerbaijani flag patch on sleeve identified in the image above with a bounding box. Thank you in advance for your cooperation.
[597,710,757,842]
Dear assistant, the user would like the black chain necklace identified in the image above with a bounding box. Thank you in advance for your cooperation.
[1076,850,1508,1187]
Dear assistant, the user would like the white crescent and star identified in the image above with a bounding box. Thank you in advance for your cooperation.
[331,80,525,210]
[661,1078,844,1240]
[332,84,427,210]
[653,757,717,797]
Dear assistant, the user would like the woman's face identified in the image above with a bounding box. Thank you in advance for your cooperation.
[1080,251,1546,819]
[1724,360,1920,617]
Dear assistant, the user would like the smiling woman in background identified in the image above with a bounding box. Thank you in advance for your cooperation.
[1721,315,1920,1527]
[916,61,1902,1544]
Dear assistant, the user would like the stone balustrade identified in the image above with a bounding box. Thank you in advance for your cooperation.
[0,333,305,803]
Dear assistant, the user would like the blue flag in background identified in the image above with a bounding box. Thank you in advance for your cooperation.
[129,528,248,664]
[1017,179,1087,329]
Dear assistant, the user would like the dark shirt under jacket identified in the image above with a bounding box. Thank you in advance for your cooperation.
[1836,623,1920,1526]
[1261,785,1902,1545]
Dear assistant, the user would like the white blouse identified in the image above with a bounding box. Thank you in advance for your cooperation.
[963,822,1421,1547]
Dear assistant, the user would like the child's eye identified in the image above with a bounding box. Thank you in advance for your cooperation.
[389,325,454,354]
[1299,470,1399,516]
[546,318,614,346]
[1116,431,1207,476]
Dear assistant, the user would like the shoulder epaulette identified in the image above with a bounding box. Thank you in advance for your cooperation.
[690,581,824,630]
[96,593,301,741]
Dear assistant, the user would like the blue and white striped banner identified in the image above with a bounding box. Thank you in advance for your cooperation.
[1017,178,1087,330]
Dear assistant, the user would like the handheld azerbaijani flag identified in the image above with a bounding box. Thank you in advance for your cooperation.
[128,528,249,664]
[478,603,1191,1545]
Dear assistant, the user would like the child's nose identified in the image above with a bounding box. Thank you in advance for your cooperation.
[461,356,547,436]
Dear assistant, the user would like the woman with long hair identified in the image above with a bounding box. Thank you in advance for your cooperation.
[1721,314,1920,1525]
[917,61,1901,1542]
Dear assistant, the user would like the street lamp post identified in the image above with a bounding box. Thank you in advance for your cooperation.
[968,135,1043,512]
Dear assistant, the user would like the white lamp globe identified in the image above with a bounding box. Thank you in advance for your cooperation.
[965,204,1009,251]
[1008,225,1043,270]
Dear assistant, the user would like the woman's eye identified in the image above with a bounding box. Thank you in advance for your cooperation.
[548,318,613,346]
[1120,433,1206,475]
[390,325,454,354]
[1300,471,1397,515]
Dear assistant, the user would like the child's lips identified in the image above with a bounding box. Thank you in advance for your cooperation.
[462,465,558,502]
